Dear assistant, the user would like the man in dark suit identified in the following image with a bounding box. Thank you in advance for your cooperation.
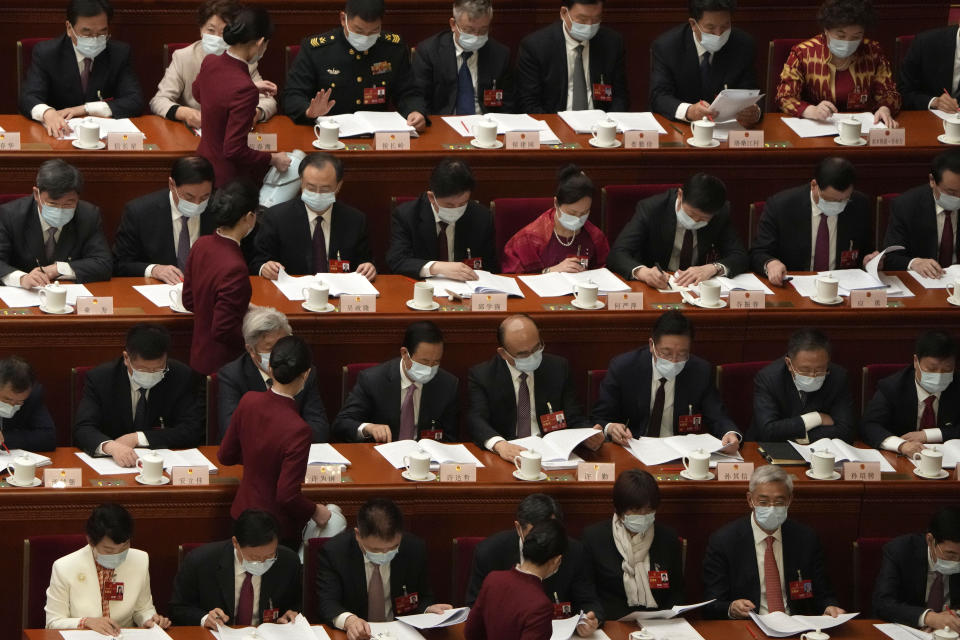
[593,311,741,447]
[884,150,960,278]
[752,328,855,443]
[608,173,748,287]
[466,493,604,636]
[73,323,203,468]
[386,158,497,279]
[408,0,514,116]
[751,157,875,286]
[20,0,143,138]
[169,509,302,628]
[218,307,329,443]
[114,156,216,283]
[0,356,55,451]
[333,321,458,442]
[0,159,111,287]
[650,0,760,126]
[253,153,375,281]
[898,25,960,112]
[515,0,628,113]
[703,465,844,619]
[862,330,960,457]
[873,507,960,632]
[316,498,451,633]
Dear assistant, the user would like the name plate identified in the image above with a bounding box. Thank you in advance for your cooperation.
[0,132,21,150]
[43,468,82,488]
[76,296,114,315]
[577,462,615,482]
[505,130,540,150]
[717,462,755,482]
[340,294,376,313]
[374,131,411,151]
[247,133,277,151]
[304,464,342,484]
[850,289,886,308]
[610,292,644,311]
[471,293,507,312]
[171,466,209,485]
[843,461,881,481]
[869,128,905,146]
[624,130,659,149]
[439,462,476,482]
[107,132,144,151]
[729,290,765,309]
[728,130,764,148]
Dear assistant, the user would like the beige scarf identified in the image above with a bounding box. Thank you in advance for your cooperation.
[611,513,657,608]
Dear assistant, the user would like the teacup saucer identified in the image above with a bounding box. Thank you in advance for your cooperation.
[690,297,726,309]
[805,469,841,481]
[135,474,170,486]
[811,295,843,306]
[406,299,440,311]
[571,298,605,310]
[589,137,622,149]
[513,469,548,482]
[6,476,41,487]
[301,302,336,313]
[401,470,436,482]
[72,140,105,150]
[312,140,346,150]
[948,296,960,307]
[679,470,714,481]
[938,134,960,146]
[913,468,950,480]
[470,139,503,149]
[833,136,867,147]
[686,137,720,149]
[39,304,74,315]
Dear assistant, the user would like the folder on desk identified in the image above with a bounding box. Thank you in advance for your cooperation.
[757,442,807,465]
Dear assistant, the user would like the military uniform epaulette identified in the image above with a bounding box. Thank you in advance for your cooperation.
[309,32,338,48]
[379,32,402,45]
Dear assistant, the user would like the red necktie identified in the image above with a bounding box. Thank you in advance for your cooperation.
[764,536,785,613]
[940,212,955,268]
[921,395,937,429]
[81,57,92,94]
[367,565,386,622]
[516,373,530,437]
[813,214,830,271]
[235,572,254,625]
[399,384,416,441]
[678,230,694,270]
[313,217,328,273]
[929,571,945,613]
[437,221,449,262]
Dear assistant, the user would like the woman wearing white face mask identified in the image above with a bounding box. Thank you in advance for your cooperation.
[502,164,610,274]
[582,470,684,621]
[776,0,900,128]
[150,0,278,129]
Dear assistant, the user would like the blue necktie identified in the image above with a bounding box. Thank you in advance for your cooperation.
[456,51,475,115]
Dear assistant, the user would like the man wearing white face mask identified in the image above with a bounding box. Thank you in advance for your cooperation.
[751,157,874,287]
[0,356,55,452]
[334,321,459,443]
[863,331,960,457]
[74,324,204,468]
[703,465,843,620]
[21,0,143,139]
[516,0,627,113]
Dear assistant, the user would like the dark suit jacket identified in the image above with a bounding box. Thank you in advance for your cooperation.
[883,185,957,271]
[316,529,434,625]
[251,198,372,276]
[386,194,497,278]
[591,348,738,439]
[608,189,748,279]
[468,353,590,446]
[0,383,55,451]
[72,356,203,455]
[749,185,874,273]
[751,360,856,443]
[649,24,758,120]
[516,22,628,113]
[217,353,329,443]
[169,539,302,625]
[582,520,685,621]
[409,30,514,115]
[0,196,112,283]
[465,529,605,622]
[899,26,959,111]
[332,357,459,442]
[862,366,960,448]
[19,34,143,118]
[873,533,960,625]
[703,515,839,619]
[113,189,216,277]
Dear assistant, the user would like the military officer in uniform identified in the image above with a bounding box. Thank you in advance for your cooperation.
[282,0,425,130]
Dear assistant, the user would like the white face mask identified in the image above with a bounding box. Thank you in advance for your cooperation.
[456,28,487,52]
[565,15,599,41]
[817,197,848,217]
[72,29,107,59]
[697,25,730,54]
[754,505,788,531]
[622,512,655,535]
[239,549,277,576]
[95,548,128,570]
[345,24,380,52]
[131,368,165,390]
[935,187,960,212]
[201,33,228,56]
[556,208,587,232]
[793,372,825,393]
[436,203,468,225]
[0,401,21,419]
[933,544,960,575]
[406,359,439,384]
[652,345,687,380]
[826,35,861,59]
[302,190,336,213]
[175,191,208,218]
[676,199,708,231]
[513,347,543,373]
[919,368,953,394]
[256,351,270,372]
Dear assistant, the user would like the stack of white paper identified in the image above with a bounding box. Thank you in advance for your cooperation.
[557,110,667,135]
[749,611,858,638]
[909,264,960,289]
[617,600,715,622]
[321,111,416,137]
[864,247,910,296]
[688,274,773,297]
[60,626,172,640]
[441,113,561,144]
[790,439,895,472]
[551,614,585,640]
[782,112,884,138]
[817,269,885,294]
[64,117,145,141]
[627,434,741,467]
[308,443,351,467]
[427,270,525,298]
[134,448,218,472]
[0,283,93,308]
[75,451,138,475]
[875,622,933,640]
[374,440,485,470]
[630,619,707,640]
[397,607,470,629]
[708,89,764,122]
[273,270,379,300]
[214,614,332,640]
[0,449,51,467]
[368,621,427,640]
[510,428,598,469]
[519,268,630,297]
[132,283,180,308]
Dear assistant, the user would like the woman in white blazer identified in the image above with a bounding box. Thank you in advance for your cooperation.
[45,503,170,634]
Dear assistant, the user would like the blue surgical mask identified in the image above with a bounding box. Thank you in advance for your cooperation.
[302,190,336,213]
[935,188,960,212]
[365,547,399,566]
[201,33,228,56]
[345,25,380,52]
[0,401,20,419]
[257,352,271,372]
[457,28,487,52]
[622,512,655,535]
[934,544,960,575]
[793,373,826,393]
[406,360,438,384]
[754,505,788,531]
[95,548,129,570]
[73,32,107,59]
[919,369,953,394]
[176,193,208,218]
[697,25,730,54]
[817,197,848,217]
[556,208,587,232]
[652,346,686,380]
[827,36,861,59]
[39,200,75,229]
[567,18,599,42]
[513,348,543,373]
[676,200,708,231]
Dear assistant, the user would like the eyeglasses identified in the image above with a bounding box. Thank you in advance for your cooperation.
[753,499,788,507]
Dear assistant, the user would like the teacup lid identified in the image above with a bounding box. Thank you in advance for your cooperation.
[14,454,34,464]
[937,626,959,639]
[46,282,65,290]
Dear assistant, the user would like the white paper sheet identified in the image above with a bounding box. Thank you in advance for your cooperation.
[688,273,773,297]
[550,614,585,640]
[908,264,960,288]
[749,611,858,637]
[880,275,914,298]
[0,283,93,308]
[788,274,820,298]
[816,269,885,294]
[211,614,330,640]
[711,120,745,141]
[874,622,933,640]
[510,428,598,468]
[396,607,470,629]
[626,434,729,466]
[0,449,51,467]
[519,268,630,297]
[782,112,884,138]
[75,451,139,475]
[321,112,416,137]
[426,270,525,298]
[632,619,707,640]
[374,439,485,470]
[60,626,171,639]
[708,89,763,122]
[617,600,715,621]
[367,621,427,640]
[557,110,667,135]
[308,443,352,466]
[133,448,218,472]
[273,269,379,300]
[132,284,179,308]
[62,117,145,141]
[791,438,896,472]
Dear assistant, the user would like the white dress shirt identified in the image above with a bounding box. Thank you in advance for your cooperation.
[927,27,960,109]
[485,359,538,451]
[921,547,953,627]
[563,25,593,111]
[358,360,421,438]
[649,358,677,437]
[454,38,481,114]
[199,550,264,628]
[908,201,957,270]
[30,44,112,121]
[809,192,839,271]
[668,222,698,272]
[750,515,790,616]
[419,208,457,277]
[144,193,202,277]
[675,32,712,122]
[880,379,945,452]
[257,202,332,276]
[1,208,78,287]
[94,372,150,455]
[333,557,393,629]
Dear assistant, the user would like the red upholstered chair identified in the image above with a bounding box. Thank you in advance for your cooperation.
[748,201,766,247]
[491,197,554,267]
[715,361,770,434]
[341,363,378,405]
[586,369,607,414]
[17,38,50,98]
[390,196,417,214]
[178,542,205,567]
[861,363,904,414]
[952,7,960,24]
[601,184,680,242]
[285,44,301,77]
[0,194,27,206]
[765,38,804,112]
[162,42,191,70]
[70,366,95,439]
[893,35,915,80]
[875,194,900,250]
[22,534,87,628]
[451,536,484,606]
[852,537,892,611]
[206,374,219,445]
[303,537,330,623]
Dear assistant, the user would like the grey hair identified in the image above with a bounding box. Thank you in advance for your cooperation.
[453,0,493,20]
[36,159,83,199]
[748,464,794,495]
[242,306,292,347]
